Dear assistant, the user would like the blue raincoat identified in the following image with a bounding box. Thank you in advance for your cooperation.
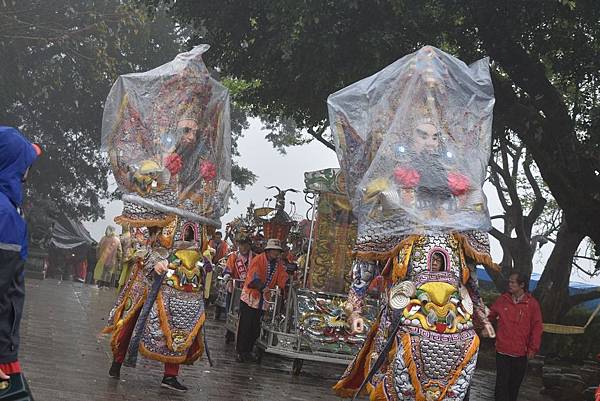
[0,126,37,260]
[0,126,37,365]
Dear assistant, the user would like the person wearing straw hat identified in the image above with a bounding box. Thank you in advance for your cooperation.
[236,238,288,362]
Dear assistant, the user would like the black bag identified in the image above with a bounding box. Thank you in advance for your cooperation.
[0,373,34,401]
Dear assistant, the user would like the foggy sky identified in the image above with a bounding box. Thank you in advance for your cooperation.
[83,118,599,285]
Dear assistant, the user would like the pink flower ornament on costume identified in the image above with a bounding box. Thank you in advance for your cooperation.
[164,153,183,175]
[200,160,217,181]
[394,167,420,188]
[448,171,470,196]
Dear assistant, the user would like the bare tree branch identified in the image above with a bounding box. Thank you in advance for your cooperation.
[489,159,512,212]
[489,226,513,249]
[523,152,547,236]
[307,125,335,151]
[572,260,596,278]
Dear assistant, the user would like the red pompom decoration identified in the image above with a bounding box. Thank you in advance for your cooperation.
[200,160,217,181]
[394,167,420,188]
[448,171,470,196]
[164,153,183,175]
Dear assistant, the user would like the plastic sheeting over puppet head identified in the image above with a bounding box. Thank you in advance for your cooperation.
[102,45,231,228]
[328,46,494,238]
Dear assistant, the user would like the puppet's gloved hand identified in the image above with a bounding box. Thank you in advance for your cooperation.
[349,312,365,334]
[153,259,169,275]
[473,304,495,338]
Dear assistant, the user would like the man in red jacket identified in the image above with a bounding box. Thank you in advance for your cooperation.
[489,271,543,401]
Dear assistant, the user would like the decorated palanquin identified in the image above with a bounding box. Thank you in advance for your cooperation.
[296,288,379,356]
[329,46,498,401]
[303,168,357,294]
[289,168,377,358]
[100,45,231,365]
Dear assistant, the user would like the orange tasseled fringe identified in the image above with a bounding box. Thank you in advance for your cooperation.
[332,319,380,398]
[101,262,146,335]
[353,235,420,262]
[185,335,205,364]
[391,240,414,283]
[108,296,146,358]
[139,332,205,365]
[454,233,500,272]
[438,335,480,400]
[459,247,471,285]
[400,333,426,401]
[156,290,207,354]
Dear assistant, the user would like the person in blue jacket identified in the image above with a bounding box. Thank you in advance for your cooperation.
[0,126,40,381]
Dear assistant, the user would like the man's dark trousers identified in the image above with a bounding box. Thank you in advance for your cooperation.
[495,353,528,401]
[0,250,25,364]
[236,301,262,355]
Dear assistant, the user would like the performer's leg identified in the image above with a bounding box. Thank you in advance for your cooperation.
[507,356,528,401]
[113,309,140,363]
[0,255,24,368]
[236,301,253,355]
[249,308,263,351]
[161,363,187,392]
[236,301,261,360]
[494,353,511,401]
[164,363,180,377]
[224,291,235,342]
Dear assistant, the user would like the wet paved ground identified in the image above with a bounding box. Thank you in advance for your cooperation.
[18,279,544,400]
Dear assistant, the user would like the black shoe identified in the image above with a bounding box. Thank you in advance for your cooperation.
[161,376,188,392]
[225,331,235,344]
[108,361,121,379]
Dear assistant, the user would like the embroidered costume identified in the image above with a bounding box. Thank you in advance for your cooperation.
[328,46,498,401]
[100,45,231,391]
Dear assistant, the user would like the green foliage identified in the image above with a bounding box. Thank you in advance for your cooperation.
[479,288,501,306]
[541,306,600,362]
[0,0,183,220]
[139,0,600,246]
[0,0,255,221]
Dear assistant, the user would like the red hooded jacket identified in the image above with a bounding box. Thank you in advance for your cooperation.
[488,292,543,357]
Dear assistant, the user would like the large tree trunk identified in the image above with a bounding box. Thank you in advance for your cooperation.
[505,238,535,291]
[487,233,534,293]
[533,222,585,323]
[469,1,600,246]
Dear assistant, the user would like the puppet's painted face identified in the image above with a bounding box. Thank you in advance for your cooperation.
[178,119,199,147]
[413,123,440,155]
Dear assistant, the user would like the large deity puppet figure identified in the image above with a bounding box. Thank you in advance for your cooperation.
[329,46,497,401]
[100,45,231,392]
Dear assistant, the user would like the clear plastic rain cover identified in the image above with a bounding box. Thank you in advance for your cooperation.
[101,45,231,224]
[328,46,494,237]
